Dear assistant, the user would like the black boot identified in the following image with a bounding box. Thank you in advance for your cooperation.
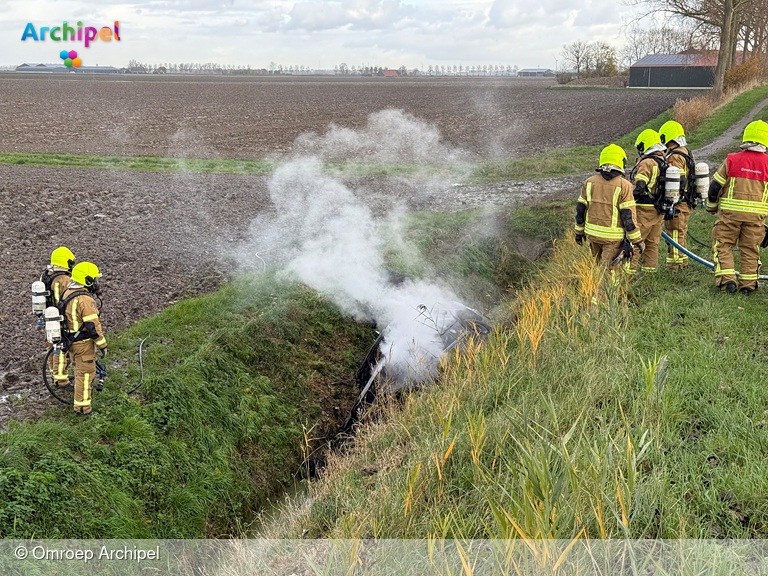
[740,287,755,295]
[724,281,738,294]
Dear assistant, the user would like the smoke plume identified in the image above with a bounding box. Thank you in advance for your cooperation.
[234,110,477,387]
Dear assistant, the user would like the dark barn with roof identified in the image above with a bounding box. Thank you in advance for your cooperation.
[629,54,715,88]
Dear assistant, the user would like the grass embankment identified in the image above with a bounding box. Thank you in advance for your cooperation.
[265,210,768,541]
[0,277,375,538]
[3,84,766,182]
[472,83,768,182]
[0,204,561,538]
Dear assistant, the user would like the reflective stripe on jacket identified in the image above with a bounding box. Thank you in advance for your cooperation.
[577,174,641,242]
[710,151,768,221]
[61,288,107,349]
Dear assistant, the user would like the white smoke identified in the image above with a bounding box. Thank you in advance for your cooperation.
[292,108,467,165]
[233,111,477,387]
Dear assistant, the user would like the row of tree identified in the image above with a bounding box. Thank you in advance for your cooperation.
[125,59,522,77]
[126,60,260,74]
[333,63,520,76]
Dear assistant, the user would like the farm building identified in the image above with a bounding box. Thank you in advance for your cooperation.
[629,51,745,88]
[382,69,398,77]
[15,63,119,74]
[518,68,555,77]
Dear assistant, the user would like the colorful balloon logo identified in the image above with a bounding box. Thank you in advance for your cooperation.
[60,49,81,67]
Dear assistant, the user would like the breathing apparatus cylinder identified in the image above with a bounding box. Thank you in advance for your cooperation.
[44,306,62,344]
[32,281,48,319]
[663,165,681,216]
[695,162,710,208]
[665,166,681,203]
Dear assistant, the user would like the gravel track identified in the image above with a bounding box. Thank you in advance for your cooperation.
[695,95,768,162]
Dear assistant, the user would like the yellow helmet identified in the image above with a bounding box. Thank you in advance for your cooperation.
[743,120,768,148]
[598,144,627,172]
[659,121,685,145]
[635,129,662,155]
[71,262,102,289]
[51,246,75,270]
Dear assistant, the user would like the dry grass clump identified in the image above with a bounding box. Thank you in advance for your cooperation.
[724,55,768,91]
[672,94,715,132]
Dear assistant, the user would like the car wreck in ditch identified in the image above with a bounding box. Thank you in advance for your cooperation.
[340,300,492,433]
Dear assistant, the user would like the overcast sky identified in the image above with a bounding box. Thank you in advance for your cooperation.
[1,0,645,69]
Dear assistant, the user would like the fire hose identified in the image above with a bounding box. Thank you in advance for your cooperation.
[661,231,768,280]
[43,337,148,405]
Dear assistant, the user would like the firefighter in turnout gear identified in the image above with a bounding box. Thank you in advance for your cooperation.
[629,129,667,274]
[43,247,75,389]
[707,120,768,294]
[660,121,696,270]
[60,262,107,415]
[575,144,644,282]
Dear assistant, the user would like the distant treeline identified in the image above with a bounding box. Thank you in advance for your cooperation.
[124,59,521,77]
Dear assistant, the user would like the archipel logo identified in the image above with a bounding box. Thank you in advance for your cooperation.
[22,22,120,48]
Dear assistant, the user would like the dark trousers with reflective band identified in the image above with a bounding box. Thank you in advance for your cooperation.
[665,202,691,269]
[712,214,764,290]
[69,340,96,414]
[629,205,664,273]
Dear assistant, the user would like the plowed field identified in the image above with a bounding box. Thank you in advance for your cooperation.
[0,75,697,159]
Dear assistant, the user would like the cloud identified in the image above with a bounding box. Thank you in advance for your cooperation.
[0,0,643,69]
[286,0,415,31]
[488,0,575,28]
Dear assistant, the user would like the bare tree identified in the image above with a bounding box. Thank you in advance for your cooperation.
[562,40,591,78]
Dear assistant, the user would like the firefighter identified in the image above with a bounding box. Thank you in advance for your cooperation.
[660,120,696,270]
[43,247,75,389]
[628,129,667,274]
[575,144,644,281]
[707,120,768,294]
[60,262,107,415]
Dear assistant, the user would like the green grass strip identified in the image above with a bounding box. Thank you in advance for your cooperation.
[0,152,276,174]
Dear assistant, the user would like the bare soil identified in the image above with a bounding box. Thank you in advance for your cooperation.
[0,74,696,160]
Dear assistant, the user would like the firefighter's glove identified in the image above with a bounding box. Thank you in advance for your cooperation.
[633,241,645,255]
[575,233,585,246]
[762,226,768,249]
[99,347,107,359]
